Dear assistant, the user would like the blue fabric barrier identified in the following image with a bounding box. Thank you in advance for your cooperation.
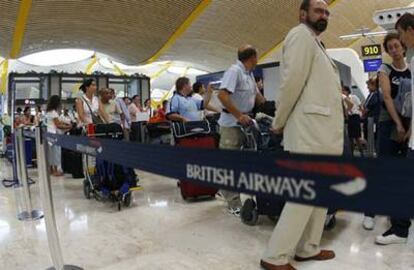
[45,132,414,218]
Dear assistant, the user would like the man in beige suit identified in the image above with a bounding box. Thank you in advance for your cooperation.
[260,1,344,269]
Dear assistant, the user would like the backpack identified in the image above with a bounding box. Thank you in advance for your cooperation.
[395,77,412,118]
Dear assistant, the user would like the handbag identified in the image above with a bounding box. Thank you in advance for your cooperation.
[82,96,104,124]
[171,120,211,138]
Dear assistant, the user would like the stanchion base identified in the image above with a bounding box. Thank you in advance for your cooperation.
[17,210,44,221]
[47,265,84,270]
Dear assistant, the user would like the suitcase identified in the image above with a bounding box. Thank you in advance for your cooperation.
[62,148,84,178]
[241,197,285,226]
[147,122,171,145]
[62,127,84,179]
[176,136,218,200]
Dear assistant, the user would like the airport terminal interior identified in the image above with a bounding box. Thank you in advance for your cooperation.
[1,0,414,269]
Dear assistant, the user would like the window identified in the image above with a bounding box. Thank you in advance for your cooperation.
[14,76,49,100]
[61,77,95,100]
[108,78,129,98]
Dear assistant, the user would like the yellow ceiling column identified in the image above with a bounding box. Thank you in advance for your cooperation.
[10,0,33,59]
[0,60,9,95]
[145,0,212,64]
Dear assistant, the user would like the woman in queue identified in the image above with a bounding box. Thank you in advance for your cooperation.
[45,95,72,176]
[75,79,105,126]
[128,95,149,142]
[372,33,412,245]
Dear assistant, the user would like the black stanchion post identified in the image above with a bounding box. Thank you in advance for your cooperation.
[367,117,376,158]
[35,126,83,270]
[15,127,43,221]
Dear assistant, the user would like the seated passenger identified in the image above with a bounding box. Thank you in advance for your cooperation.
[167,77,215,122]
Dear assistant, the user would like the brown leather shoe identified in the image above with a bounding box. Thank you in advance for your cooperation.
[260,260,297,270]
[294,250,335,262]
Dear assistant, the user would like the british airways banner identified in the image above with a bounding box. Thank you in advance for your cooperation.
[45,133,414,218]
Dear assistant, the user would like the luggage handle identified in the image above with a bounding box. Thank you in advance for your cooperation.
[172,121,211,139]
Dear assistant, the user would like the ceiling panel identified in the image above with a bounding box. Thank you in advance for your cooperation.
[0,2,20,57]
[14,0,203,63]
[0,0,413,72]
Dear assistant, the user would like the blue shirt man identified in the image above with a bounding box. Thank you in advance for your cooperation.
[167,92,204,121]
[218,60,259,127]
[217,45,265,216]
[167,77,214,122]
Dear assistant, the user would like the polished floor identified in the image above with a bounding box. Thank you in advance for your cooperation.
[0,159,414,270]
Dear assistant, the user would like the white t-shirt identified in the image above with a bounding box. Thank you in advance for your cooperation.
[409,58,414,149]
[192,93,205,119]
[349,94,361,116]
[103,100,122,124]
[46,110,59,134]
[129,103,149,122]
[81,94,99,124]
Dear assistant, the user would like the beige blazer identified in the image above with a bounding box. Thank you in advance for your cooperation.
[273,24,344,155]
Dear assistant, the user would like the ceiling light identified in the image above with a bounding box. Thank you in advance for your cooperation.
[167,66,187,74]
[19,49,94,66]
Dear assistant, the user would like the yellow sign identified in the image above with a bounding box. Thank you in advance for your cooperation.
[361,44,382,58]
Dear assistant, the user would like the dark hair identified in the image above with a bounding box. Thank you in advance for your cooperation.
[176,77,190,91]
[300,0,326,11]
[16,107,22,113]
[396,13,414,31]
[383,32,405,54]
[192,82,203,93]
[238,47,257,62]
[23,107,30,113]
[144,98,151,105]
[162,100,168,106]
[342,86,351,94]
[79,79,95,93]
[46,95,61,112]
[131,95,140,101]
[254,76,262,83]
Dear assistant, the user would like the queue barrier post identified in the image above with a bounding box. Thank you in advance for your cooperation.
[35,126,83,270]
[15,127,43,221]
[367,117,376,158]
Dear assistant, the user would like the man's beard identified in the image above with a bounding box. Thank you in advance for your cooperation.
[306,16,328,33]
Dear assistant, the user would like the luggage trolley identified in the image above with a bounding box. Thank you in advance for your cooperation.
[239,114,285,226]
[147,121,172,145]
[82,123,142,211]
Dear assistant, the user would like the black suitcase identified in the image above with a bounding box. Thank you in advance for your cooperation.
[62,127,84,179]
[241,197,285,226]
[62,148,84,179]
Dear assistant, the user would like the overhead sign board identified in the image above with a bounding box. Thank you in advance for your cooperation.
[362,44,382,57]
[363,58,382,73]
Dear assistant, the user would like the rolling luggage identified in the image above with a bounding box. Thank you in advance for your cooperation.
[239,115,286,225]
[62,127,84,178]
[173,121,218,200]
[241,196,285,226]
[147,122,171,144]
[62,148,84,178]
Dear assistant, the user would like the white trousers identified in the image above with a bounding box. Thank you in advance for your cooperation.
[262,202,327,265]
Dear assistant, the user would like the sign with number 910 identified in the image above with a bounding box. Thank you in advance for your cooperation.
[361,44,382,57]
